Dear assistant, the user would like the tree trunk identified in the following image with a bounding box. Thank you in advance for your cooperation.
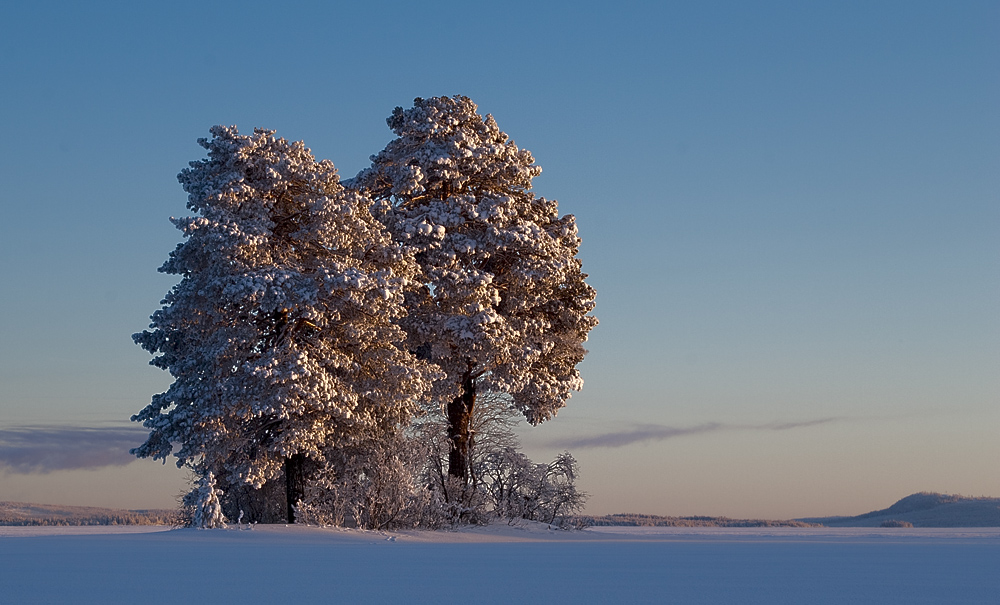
[284,453,306,523]
[447,371,476,483]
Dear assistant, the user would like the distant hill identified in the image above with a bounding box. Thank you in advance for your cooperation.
[798,493,1000,527]
[0,502,180,526]
[569,513,817,528]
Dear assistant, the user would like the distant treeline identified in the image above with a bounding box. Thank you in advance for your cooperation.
[568,513,818,528]
[0,502,181,526]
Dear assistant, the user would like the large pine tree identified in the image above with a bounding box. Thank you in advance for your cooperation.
[352,96,598,482]
[132,126,439,521]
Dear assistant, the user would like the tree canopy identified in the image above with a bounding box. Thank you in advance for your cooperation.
[132,126,439,518]
[352,96,598,479]
[133,100,596,525]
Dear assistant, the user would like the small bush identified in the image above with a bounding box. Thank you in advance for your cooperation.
[880,519,913,528]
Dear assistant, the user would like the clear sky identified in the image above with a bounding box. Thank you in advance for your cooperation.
[1,0,997,519]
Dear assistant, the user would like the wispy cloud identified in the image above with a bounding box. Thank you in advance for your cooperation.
[551,423,726,449]
[549,417,845,449]
[762,417,842,431]
[0,418,847,471]
[0,425,149,474]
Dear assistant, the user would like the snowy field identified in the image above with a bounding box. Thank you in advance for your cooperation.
[2,524,999,604]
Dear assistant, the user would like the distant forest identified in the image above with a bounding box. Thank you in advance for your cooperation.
[569,513,816,528]
[5,492,998,527]
[0,502,179,526]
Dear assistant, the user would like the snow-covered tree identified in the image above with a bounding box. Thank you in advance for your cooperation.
[132,126,440,522]
[352,96,598,482]
[192,471,227,529]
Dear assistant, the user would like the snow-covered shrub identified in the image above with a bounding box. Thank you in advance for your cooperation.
[415,391,586,526]
[479,449,586,525]
[298,431,444,530]
[426,475,490,526]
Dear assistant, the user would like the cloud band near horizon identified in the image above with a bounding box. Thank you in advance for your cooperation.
[0,425,150,474]
[548,417,845,449]
[0,417,845,472]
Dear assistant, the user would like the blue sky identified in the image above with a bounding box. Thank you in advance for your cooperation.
[1,1,997,517]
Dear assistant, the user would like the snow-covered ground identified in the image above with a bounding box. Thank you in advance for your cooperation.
[2,523,998,603]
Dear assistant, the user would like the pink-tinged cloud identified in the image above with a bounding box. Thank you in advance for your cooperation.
[550,417,844,449]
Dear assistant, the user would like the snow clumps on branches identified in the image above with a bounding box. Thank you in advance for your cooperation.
[353,96,597,482]
[132,98,596,529]
[131,126,441,520]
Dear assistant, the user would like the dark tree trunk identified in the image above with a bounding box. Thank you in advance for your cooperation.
[284,453,306,523]
[447,371,477,483]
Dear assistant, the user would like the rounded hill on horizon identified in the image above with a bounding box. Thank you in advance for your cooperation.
[797,493,1000,527]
